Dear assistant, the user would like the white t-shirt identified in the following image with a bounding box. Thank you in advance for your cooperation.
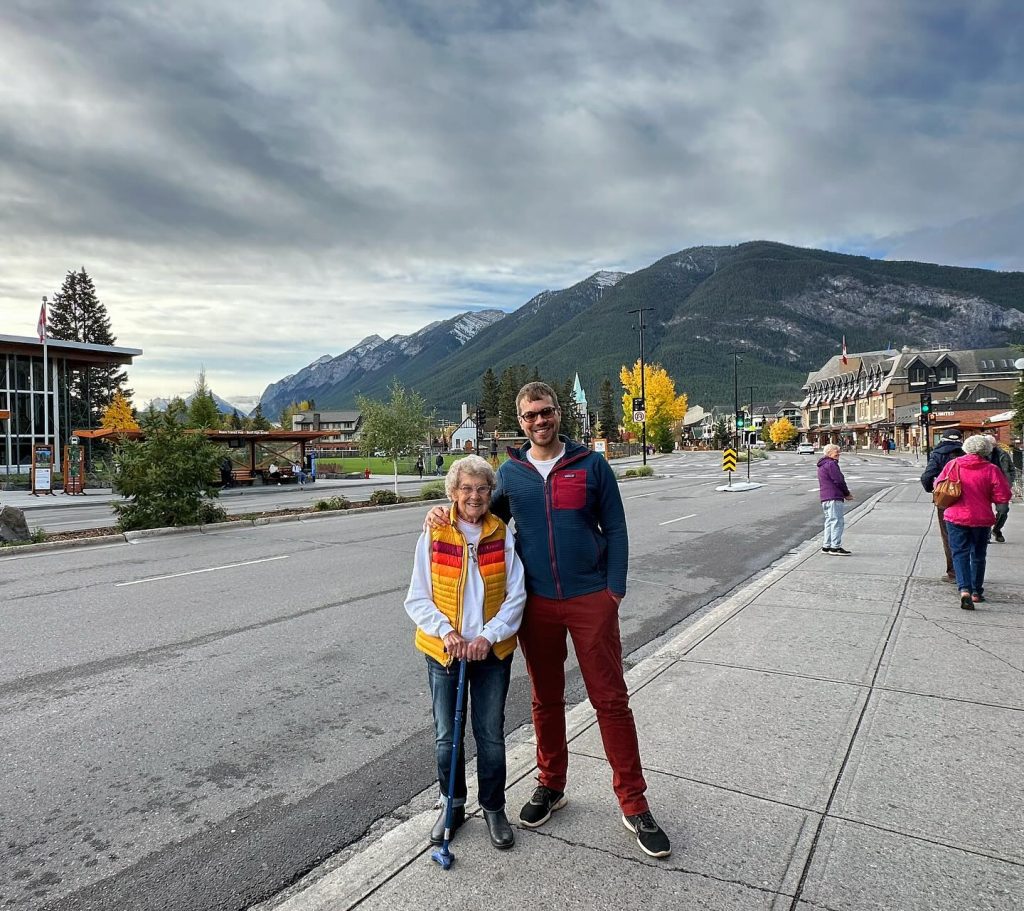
[526,445,565,481]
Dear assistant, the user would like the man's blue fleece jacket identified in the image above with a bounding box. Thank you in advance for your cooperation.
[489,436,628,600]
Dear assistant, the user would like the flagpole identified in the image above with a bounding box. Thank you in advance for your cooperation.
[41,298,50,449]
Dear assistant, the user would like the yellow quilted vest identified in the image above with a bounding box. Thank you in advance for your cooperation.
[415,507,517,666]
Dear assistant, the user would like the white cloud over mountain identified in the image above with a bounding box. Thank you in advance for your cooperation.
[1,0,1020,401]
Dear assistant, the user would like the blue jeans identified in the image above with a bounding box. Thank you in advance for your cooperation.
[946,522,990,595]
[427,652,512,812]
[821,499,845,548]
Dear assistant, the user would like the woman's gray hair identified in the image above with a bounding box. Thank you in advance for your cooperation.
[822,443,841,457]
[963,434,993,456]
[444,454,496,500]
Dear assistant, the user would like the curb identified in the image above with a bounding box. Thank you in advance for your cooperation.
[0,495,448,558]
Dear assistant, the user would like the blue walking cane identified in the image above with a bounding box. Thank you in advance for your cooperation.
[431,659,467,870]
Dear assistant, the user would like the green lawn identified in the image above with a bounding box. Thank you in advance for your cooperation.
[314,453,508,476]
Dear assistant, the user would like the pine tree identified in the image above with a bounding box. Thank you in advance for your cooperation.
[46,268,132,428]
[560,378,581,440]
[598,378,619,441]
[100,391,140,432]
[250,403,272,431]
[186,370,222,429]
[480,368,501,424]
[711,418,731,449]
[165,397,188,424]
[498,367,520,432]
[228,410,244,431]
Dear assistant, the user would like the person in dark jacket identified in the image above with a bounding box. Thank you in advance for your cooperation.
[985,435,1015,543]
[920,429,965,581]
[425,382,670,859]
[817,444,853,554]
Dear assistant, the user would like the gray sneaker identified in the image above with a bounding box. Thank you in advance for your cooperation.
[622,810,671,858]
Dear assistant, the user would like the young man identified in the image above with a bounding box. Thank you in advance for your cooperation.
[430,382,670,858]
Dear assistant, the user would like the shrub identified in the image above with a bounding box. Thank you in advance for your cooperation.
[420,481,446,500]
[112,413,223,531]
[622,465,654,478]
[369,489,400,506]
[314,496,350,511]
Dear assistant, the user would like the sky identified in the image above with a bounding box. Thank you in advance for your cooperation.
[1,0,1022,409]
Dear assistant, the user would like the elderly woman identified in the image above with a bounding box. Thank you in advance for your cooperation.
[404,455,526,851]
[935,434,1013,609]
[817,443,853,555]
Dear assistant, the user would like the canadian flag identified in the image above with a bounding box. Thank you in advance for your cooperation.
[841,335,848,366]
[37,299,47,343]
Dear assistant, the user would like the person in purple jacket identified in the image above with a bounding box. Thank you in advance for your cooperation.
[817,444,854,555]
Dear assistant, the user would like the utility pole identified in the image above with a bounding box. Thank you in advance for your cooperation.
[731,352,743,451]
[629,307,654,465]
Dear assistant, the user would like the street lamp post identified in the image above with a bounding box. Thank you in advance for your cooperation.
[629,307,654,465]
[748,384,755,481]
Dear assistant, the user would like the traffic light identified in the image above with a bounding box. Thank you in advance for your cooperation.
[919,393,932,424]
[736,411,746,430]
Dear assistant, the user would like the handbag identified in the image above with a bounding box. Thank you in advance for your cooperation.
[932,459,962,509]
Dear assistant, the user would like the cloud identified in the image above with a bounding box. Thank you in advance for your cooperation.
[1,0,1021,401]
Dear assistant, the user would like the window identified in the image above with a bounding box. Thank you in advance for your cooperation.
[908,364,927,386]
[937,363,957,384]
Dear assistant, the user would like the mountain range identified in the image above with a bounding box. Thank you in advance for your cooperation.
[258,241,1024,420]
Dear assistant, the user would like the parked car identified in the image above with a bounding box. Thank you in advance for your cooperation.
[797,442,816,454]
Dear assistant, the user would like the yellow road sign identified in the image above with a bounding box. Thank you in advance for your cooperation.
[722,448,737,472]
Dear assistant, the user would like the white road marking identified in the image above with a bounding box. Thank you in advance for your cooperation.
[626,492,658,499]
[659,513,697,526]
[116,555,290,587]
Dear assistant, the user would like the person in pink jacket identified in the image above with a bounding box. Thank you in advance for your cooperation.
[935,434,1013,610]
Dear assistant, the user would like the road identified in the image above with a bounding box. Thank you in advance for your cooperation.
[0,452,920,911]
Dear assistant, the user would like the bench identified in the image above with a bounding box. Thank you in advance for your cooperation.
[260,469,297,485]
[231,469,255,486]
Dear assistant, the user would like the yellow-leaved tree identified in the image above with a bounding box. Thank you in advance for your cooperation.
[100,391,140,432]
[770,416,798,446]
[620,361,688,450]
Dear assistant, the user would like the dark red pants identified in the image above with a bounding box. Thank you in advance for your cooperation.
[518,589,649,816]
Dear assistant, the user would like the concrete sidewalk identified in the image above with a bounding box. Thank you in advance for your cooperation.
[266,484,1023,911]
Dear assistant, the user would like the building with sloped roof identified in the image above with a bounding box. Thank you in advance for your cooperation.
[800,346,1020,451]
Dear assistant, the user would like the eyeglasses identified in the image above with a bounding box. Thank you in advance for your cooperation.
[519,405,558,423]
[456,485,492,496]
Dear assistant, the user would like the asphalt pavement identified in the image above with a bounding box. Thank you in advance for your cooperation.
[258,481,1024,911]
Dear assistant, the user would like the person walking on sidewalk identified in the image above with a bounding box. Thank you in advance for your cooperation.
[936,435,1012,610]
[920,429,965,582]
[985,435,1015,543]
[817,444,853,555]
[425,382,671,859]
[405,455,526,851]
[415,455,424,479]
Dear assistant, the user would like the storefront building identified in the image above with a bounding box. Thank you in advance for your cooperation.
[1,333,142,473]
[800,346,1020,451]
